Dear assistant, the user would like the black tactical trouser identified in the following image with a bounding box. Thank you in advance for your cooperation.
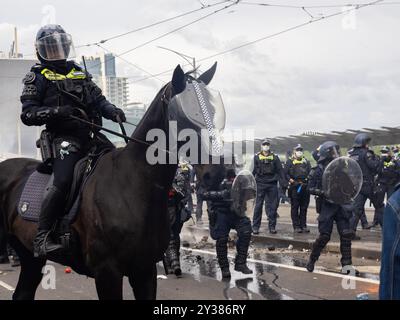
[309,201,353,266]
[350,191,378,232]
[196,189,204,220]
[373,184,395,227]
[252,182,279,231]
[213,215,252,270]
[289,184,310,229]
[165,206,185,274]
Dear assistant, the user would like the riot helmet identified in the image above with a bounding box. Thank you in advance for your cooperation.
[353,133,371,148]
[318,141,340,163]
[35,24,76,62]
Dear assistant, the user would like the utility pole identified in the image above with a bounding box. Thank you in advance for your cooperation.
[157,46,198,77]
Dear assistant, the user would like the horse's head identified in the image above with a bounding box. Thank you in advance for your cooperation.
[166,62,226,161]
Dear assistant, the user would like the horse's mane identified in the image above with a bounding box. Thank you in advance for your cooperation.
[131,82,171,140]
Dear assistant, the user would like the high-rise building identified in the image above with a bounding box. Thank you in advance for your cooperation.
[81,53,128,108]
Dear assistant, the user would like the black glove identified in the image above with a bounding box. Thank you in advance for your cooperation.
[111,108,126,123]
[53,105,75,118]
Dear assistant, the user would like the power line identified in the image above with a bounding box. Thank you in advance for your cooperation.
[95,44,166,84]
[76,0,231,48]
[81,0,239,82]
[117,1,240,57]
[239,1,399,9]
[131,0,385,83]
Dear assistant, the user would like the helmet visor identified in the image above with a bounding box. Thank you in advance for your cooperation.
[36,33,75,61]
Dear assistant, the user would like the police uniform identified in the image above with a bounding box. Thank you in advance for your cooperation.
[165,167,192,276]
[373,157,400,227]
[306,163,354,271]
[203,172,252,278]
[285,156,311,231]
[21,61,124,256]
[348,147,380,233]
[252,151,284,233]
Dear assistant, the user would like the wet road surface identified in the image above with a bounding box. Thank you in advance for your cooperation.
[0,247,379,300]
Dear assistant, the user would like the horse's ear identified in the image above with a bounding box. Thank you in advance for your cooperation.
[172,65,186,95]
[198,62,217,85]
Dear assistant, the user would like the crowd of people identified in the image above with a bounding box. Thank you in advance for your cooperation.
[161,133,400,300]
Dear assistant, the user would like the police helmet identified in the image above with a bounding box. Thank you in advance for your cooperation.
[35,24,75,61]
[353,133,371,148]
[318,141,340,162]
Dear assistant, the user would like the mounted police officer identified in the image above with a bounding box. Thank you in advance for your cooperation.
[252,139,285,234]
[202,163,253,279]
[285,144,311,233]
[348,133,380,240]
[20,24,126,257]
[165,162,193,277]
[305,141,359,275]
[372,146,400,227]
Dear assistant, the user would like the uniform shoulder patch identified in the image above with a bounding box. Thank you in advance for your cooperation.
[22,84,38,97]
[22,72,36,84]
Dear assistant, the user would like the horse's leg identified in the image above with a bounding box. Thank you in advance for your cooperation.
[94,265,123,300]
[128,263,157,300]
[9,238,45,300]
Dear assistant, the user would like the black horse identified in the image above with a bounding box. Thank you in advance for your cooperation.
[0,63,219,300]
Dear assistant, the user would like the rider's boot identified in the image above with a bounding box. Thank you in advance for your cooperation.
[33,185,64,257]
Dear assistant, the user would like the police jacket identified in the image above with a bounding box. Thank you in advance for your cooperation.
[202,178,233,215]
[348,147,379,185]
[252,152,284,185]
[20,61,120,139]
[307,164,325,198]
[377,158,400,186]
[285,157,311,185]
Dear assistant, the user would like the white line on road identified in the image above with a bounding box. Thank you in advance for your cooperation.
[182,247,380,285]
[0,280,15,291]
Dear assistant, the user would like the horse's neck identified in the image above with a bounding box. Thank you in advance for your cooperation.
[118,87,177,188]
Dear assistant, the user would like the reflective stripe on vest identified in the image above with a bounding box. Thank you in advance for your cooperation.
[384,161,395,168]
[259,153,274,161]
[41,68,86,81]
[292,158,307,165]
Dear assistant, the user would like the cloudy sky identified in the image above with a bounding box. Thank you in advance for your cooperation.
[1,0,399,140]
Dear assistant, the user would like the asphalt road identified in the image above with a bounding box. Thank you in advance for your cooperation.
[0,247,379,300]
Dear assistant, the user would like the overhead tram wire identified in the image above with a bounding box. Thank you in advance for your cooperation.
[95,44,166,84]
[80,0,240,80]
[116,1,241,57]
[131,0,385,83]
[239,1,399,9]
[197,0,385,62]
[76,0,231,48]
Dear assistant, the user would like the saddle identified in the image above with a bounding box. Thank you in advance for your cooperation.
[17,146,112,246]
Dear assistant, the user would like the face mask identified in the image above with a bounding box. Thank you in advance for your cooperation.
[262,145,270,152]
[295,151,303,158]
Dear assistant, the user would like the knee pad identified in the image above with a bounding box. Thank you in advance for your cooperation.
[319,233,331,245]
[340,229,354,241]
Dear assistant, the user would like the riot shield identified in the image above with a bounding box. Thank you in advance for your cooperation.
[231,170,257,217]
[322,157,363,205]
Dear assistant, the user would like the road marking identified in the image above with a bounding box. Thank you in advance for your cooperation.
[182,247,380,285]
[0,280,15,291]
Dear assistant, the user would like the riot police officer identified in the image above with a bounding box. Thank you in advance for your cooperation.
[202,163,253,279]
[285,144,311,233]
[372,146,400,227]
[20,24,126,257]
[165,163,193,277]
[348,133,380,239]
[306,141,358,275]
[252,139,285,234]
